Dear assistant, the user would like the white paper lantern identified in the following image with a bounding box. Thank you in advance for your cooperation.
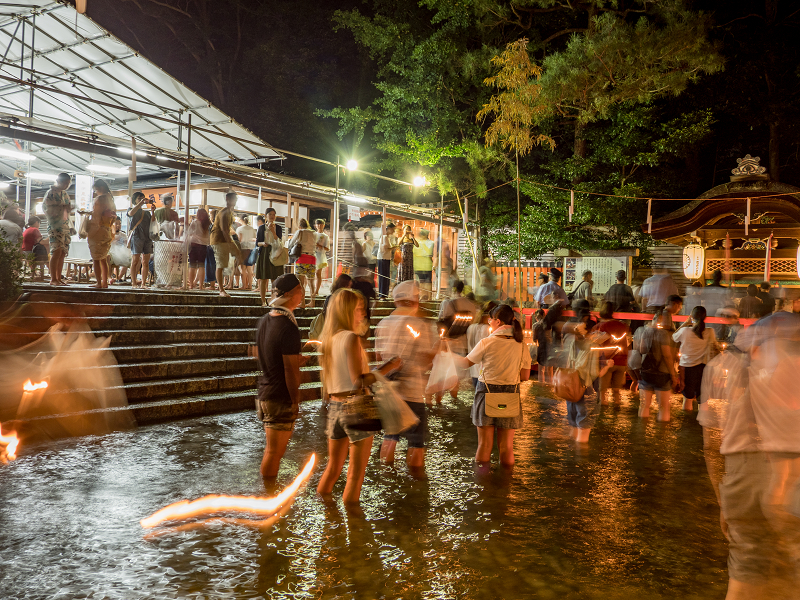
[683,243,705,280]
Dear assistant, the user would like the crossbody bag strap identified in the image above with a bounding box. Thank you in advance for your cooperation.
[481,336,522,393]
[126,212,144,243]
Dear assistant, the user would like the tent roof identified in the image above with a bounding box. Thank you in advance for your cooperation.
[0,0,280,180]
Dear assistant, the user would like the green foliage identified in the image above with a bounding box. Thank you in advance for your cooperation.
[0,236,23,303]
[538,8,724,124]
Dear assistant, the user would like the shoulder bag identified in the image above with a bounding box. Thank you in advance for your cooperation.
[553,340,587,402]
[270,228,289,266]
[126,211,144,249]
[483,338,524,418]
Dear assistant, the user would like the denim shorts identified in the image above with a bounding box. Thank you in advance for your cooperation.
[325,401,375,443]
[263,421,294,432]
[383,401,427,448]
[565,394,598,429]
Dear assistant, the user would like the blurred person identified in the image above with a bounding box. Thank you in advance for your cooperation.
[413,228,435,300]
[529,272,549,304]
[21,215,48,279]
[313,219,330,297]
[43,172,73,286]
[673,306,718,411]
[701,269,732,320]
[236,215,257,290]
[377,221,397,298]
[397,225,418,283]
[255,208,284,306]
[604,270,636,313]
[153,193,179,232]
[210,192,238,298]
[467,307,494,389]
[531,308,549,384]
[454,304,532,466]
[737,284,762,319]
[0,207,23,245]
[535,267,568,307]
[255,274,305,477]
[570,270,594,307]
[595,300,631,405]
[756,282,776,315]
[662,294,684,333]
[433,236,454,299]
[108,217,130,284]
[204,208,218,291]
[639,266,679,312]
[716,307,743,346]
[288,218,316,308]
[362,229,377,279]
[634,309,678,421]
[683,281,704,315]
[316,288,402,503]
[187,208,211,290]
[127,192,153,289]
[82,179,116,289]
[476,258,500,303]
[376,280,439,470]
[437,280,478,400]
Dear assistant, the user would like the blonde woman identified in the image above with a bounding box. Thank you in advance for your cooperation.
[317,288,401,503]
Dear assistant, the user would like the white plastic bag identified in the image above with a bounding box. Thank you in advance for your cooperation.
[372,372,419,435]
[425,341,459,395]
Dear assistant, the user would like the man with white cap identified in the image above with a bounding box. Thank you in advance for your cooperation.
[254,273,306,478]
[376,280,439,471]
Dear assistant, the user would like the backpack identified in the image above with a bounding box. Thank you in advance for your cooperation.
[633,327,662,374]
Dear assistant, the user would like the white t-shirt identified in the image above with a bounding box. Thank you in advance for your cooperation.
[326,331,369,394]
[466,326,532,384]
[236,224,257,249]
[375,314,437,401]
[672,326,716,367]
[315,232,330,265]
[378,233,398,260]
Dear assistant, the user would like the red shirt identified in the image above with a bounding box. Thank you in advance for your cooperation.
[595,319,630,366]
[21,226,41,251]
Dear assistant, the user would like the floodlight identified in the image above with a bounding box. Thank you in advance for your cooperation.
[413,175,427,187]
[87,164,130,175]
[116,146,147,157]
[346,159,358,171]
[0,148,35,161]
[26,172,58,181]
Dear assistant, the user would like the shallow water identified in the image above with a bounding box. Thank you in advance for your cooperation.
[0,386,728,599]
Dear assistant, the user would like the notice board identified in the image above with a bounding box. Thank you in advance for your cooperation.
[563,256,628,294]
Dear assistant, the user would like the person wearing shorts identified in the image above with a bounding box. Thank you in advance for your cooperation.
[127,192,154,289]
[376,280,439,471]
[255,274,304,477]
[42,173,73,286]
[288,219,316,308]
[673,305,718,412]
[312,219,330,298]
[636,310,678,421]
[210,192,237,297]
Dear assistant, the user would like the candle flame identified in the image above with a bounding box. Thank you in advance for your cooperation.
[591,346,621,351]
[611,334,626,342]
[141,454,316,529]
[306,339,322,345]
[0,423,19,461]
[406,324,420,339]
[23,379,48,392]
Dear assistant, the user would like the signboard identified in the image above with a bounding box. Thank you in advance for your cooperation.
[74,174,93,210]
[347,205,361,221]
[563,255,627,294]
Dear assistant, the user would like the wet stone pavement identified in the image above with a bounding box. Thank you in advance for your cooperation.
[0,384,728,599]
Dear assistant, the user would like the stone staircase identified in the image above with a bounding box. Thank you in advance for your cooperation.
[10,284,440,424]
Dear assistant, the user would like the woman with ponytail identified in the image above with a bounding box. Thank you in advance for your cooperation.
[456,304,531,466]
[673,305,719,411]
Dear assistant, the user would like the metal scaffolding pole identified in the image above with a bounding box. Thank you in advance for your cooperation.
[436,192,444,300]
[332,155,340,276]
[182,115,191,289]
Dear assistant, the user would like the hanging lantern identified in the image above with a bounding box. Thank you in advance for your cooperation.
[683,243,705,280]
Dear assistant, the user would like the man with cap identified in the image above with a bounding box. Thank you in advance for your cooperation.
[535,268,569,308]
[376,280,440,472]
[254,273,306,478]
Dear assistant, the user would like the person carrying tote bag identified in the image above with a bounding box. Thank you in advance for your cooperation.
[454,304,532,466]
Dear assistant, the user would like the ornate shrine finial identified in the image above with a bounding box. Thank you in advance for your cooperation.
[731,154,767,177]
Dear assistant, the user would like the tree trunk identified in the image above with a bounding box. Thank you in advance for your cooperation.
[769,120,780,181]
[572,120,587,184]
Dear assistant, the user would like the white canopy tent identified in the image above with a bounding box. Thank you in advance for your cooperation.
[0,0,282,184]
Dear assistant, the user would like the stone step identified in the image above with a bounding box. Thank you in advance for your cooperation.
[15,341,254,363]
[25,301,276,318]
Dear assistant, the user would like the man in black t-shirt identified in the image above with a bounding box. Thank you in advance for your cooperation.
[255,273,305,477]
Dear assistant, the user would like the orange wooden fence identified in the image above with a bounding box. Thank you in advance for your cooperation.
[491,265,553,303]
